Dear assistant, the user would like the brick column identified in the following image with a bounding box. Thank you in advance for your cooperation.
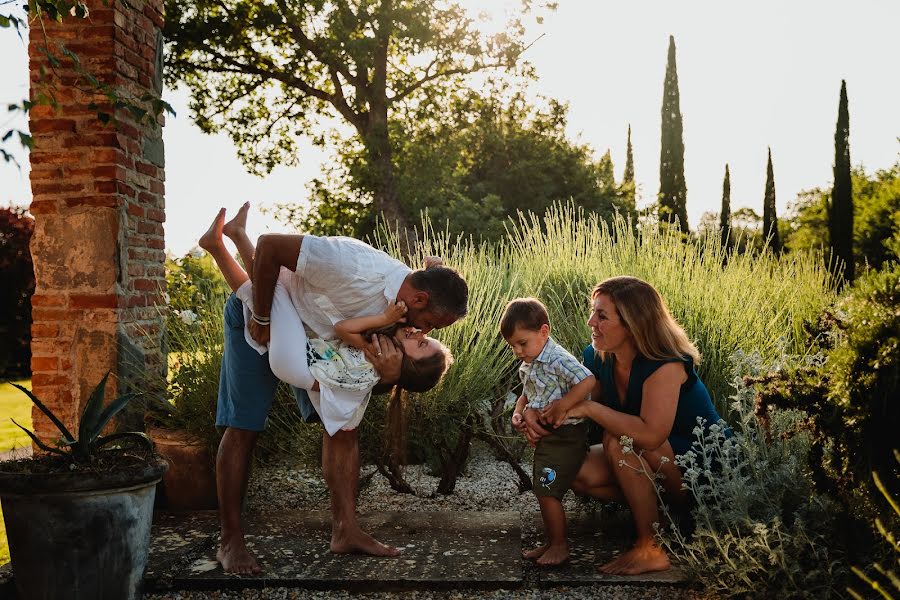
[27,0,166,438]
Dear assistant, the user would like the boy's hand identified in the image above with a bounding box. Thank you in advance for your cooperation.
[511,411,525,428]
[384,300,408,323]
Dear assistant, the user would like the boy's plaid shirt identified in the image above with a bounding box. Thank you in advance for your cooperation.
[518,336,593,411]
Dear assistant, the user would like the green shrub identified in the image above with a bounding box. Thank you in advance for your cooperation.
[660,351,847,599]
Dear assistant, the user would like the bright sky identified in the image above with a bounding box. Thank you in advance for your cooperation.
[2,0,898,256]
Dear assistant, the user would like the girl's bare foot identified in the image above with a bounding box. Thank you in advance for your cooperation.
[199,208,226,252]
[223,201,250,240]
[523,543,549,560]
[535,543,569,566]
[597,542,670,575]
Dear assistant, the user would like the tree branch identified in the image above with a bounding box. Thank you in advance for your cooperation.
[390,60,506,104]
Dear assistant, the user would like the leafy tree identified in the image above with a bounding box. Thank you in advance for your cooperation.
[658,35,688,232]
[783,162,900,271]
[763,147,781,252]
[0,207,34,379]
[731,206,764,253]
[165,0,552,236]
[622,124,635,204]
[720,163,731,248]
[830,80,854,283]
[274,83,633,240]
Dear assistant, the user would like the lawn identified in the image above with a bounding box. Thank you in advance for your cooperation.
[0,379,32,455]
[0,379,31,566]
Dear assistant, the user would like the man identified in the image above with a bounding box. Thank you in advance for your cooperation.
[216,232,468,574]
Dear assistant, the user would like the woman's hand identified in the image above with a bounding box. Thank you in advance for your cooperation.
[364,334,402,384]
[383,300,408,324]
[562,400,591,421]
[519,407,551,446]
[540,401,568,428]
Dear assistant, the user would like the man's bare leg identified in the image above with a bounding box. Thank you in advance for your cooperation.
[223,202,256,276]
[216,427,263,574]
[322,429,400,556]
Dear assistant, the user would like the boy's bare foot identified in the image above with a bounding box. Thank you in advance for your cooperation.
[223,201,250,240]
[216,538,263,575]
[597,542,670,575]
[535,543,569,566]
[199,208,226,252]
[330,528,401,557]
[523,543,549,560]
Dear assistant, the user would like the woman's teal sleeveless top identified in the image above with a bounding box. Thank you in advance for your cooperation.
[581,345,725,456]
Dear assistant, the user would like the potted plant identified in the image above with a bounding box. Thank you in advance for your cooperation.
[0,373,167,600]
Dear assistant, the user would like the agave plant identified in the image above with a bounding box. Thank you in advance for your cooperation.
[10,372,152,464]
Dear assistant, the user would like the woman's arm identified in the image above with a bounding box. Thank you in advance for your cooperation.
[566,362,685,451]
[334,301,407,350]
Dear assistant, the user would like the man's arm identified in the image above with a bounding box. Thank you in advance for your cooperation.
[248,234,303,344]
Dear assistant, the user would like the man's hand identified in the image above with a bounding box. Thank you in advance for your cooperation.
[248,320,270,345]
[423,256,444,269]
[519,407,551,447]
[364,334,402,384]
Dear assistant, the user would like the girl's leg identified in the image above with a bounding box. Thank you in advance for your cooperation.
[222,202,257,279]
[199,208,249,293]
[267,277,316,391]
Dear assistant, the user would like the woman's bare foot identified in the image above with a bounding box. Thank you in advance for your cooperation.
[523,543,549,560]
[216,537,263,575]
[535,543,569,566]
[597,542,670,575]
[330,528,401,557]
[223,201,250,240]
[199,207,226,252]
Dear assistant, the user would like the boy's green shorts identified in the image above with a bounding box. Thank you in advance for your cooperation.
[532,421,589,500]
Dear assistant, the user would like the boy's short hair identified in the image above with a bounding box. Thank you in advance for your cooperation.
[500,297,550,339]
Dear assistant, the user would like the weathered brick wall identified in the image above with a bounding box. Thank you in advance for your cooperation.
[27,0,166,438]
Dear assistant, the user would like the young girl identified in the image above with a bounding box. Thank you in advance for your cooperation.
[199,203,453,435]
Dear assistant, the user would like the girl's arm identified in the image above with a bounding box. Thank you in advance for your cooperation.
[334,301,407,350]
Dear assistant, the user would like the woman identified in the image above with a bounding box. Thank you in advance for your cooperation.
[519,276,728,576]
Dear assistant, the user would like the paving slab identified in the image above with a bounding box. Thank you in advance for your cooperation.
[523,510,686,586]
[146,510,524,591]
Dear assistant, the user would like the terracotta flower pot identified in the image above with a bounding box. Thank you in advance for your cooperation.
[147,427,218,510]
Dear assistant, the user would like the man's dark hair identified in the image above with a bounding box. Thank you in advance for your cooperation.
[409,266,468,318]
[500,297,550,339]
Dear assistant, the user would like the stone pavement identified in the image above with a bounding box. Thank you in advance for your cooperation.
[143,510,685,593]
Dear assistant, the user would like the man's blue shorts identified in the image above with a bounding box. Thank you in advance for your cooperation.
[216,293,318,431]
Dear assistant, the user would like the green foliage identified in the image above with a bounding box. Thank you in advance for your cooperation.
[849,450,900,600]
[10,373,152,465]
[658,35,688,233]
[661,351,847,599]
[275,82,634,241]
[0,208,34,379]
[720,164,731,248]
[830,80,854,282]
[165,252,231,353]
[783,161,900,272]
[763,147,782,253]
[753,262,900,512]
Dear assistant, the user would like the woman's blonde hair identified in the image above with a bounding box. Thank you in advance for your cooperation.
[591,276,700,365]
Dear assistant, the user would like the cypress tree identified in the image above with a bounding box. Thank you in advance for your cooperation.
[830,80,854,282]
[720,164,731,248]
[658,35,689,232]
[762,147,781,253]
[624,124,635,184]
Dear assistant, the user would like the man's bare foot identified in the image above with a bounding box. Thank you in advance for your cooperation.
[522,543,548,560]
[223,201,250,240]
[330,528,401,557]
[597,542,670,575]
[535,543,569,566]
[199,208,226,252]
[216,538,263,575]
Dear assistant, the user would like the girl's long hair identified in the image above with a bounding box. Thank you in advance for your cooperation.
[592,276,700,365]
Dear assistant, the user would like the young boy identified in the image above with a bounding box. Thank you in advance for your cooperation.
[501,297,596,566]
